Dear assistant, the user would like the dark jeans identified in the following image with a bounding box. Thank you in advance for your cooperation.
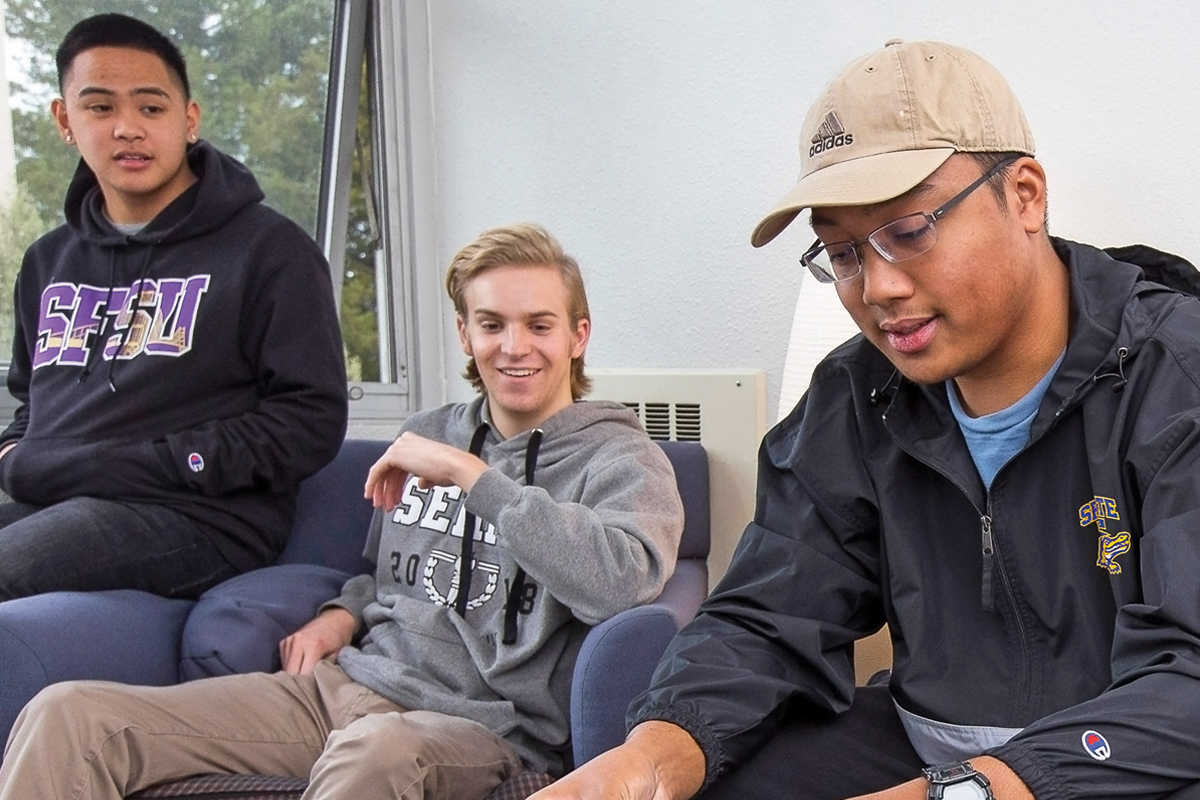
[0,497,237,601]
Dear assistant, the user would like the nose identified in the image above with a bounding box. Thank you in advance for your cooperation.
[112,108,146,142]
[501,326,531,356]
[857,247,915,308]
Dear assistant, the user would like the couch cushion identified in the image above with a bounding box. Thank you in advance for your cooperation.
[276,439,389,574]
[179,564,352,680]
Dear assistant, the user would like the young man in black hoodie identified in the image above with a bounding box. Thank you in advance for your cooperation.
[0,14,348,600]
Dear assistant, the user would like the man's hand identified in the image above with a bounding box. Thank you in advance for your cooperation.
[849,756,1034,800]
[363,431,488,511]
[529,721,705,800]
[278,608,356,675]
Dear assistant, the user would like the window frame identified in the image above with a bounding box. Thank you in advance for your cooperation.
[326,0,445,437]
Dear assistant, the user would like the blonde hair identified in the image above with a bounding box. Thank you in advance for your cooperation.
[445,223,592,399]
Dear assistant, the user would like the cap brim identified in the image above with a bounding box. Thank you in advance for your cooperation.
[750,148,956,247]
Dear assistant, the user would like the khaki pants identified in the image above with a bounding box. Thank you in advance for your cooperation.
[0,661,523,800]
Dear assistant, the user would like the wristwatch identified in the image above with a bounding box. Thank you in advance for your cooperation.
[923,760,994,799]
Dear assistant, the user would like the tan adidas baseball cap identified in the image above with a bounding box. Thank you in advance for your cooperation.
[751,39,1036,248]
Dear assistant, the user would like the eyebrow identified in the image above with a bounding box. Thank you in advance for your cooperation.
[808,179,941,231]
[76,86,173,100]
[473,308,560,320]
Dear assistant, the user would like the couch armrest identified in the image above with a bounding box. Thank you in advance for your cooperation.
[570,603,681,766]
[0,590,193,741]
[569,552,708,766]
[179,563,353,680]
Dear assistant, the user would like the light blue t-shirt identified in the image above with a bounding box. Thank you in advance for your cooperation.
[946,352,1065,489]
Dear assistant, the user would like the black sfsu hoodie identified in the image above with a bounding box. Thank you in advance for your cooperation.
[0,141,348,571]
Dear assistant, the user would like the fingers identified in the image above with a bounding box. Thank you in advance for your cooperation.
[279,636,324,676]
[363,434,420,509]
[279,635,317,675]
[294,652,318,676]
[363,462,409,510]
[363,438,401,499]
[362,431,484,506]
[363,458,390,501]
[279,635,302,675]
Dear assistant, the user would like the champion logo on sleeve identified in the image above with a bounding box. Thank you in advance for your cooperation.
[188,452,205,473]
[1082,730,1111,761]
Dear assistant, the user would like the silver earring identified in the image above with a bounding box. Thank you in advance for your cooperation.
[188,133,197,143]
[65,133,73,144]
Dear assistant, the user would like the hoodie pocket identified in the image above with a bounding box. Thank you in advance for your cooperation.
[1,436,185,504]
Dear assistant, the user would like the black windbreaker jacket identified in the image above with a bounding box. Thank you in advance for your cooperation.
[633,239,1200,799]
[0,141,348,571]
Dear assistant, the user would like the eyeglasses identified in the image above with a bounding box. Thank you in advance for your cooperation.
[799,156,1019,284]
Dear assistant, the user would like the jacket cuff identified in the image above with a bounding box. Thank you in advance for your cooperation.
[986,741,1074,800]
[630,703,725,791]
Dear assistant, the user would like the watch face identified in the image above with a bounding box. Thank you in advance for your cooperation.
[942,780,990,800]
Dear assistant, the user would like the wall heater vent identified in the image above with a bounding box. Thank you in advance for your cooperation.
[591,368,766,585]
[622,401,703,443]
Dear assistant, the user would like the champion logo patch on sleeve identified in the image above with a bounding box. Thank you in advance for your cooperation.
[188,452,205,473]
[1082,730,1111,761]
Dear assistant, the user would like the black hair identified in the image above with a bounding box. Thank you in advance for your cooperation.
[965,150,1050,230]
[965,151,1025,207]
[55,13,191,99]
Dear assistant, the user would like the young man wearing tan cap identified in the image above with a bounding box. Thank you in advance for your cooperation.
[533,40,1200,800]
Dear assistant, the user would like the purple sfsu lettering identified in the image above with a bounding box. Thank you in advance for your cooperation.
[31,275,211,369]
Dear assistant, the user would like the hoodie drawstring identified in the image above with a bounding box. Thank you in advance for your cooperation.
[453,423,492,617]
[77,245,154,393]
[502,428,543,645]
[453,423,543,645]
[78,249,119,390]
[108,248,156,392]
[1094,346,1129,393]
[869,368,901,408]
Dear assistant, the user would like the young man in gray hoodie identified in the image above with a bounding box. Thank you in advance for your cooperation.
[0,223,685,800]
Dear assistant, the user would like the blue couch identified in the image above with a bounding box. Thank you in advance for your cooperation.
[0,438,710,771]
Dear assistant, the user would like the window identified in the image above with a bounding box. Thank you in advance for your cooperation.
[0,0,435,427]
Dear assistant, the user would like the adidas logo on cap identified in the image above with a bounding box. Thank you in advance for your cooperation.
[809,111,853,157]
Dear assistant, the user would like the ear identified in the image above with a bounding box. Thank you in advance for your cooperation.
[570,317,591,359]
[456,314,472,356]
[50,98,71,143]
[1009,156,1048,235]
[186,99,202,142]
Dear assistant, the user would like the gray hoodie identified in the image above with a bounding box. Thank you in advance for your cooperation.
[326,397,684,774]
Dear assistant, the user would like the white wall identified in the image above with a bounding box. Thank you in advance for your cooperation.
[423,0,1200,416]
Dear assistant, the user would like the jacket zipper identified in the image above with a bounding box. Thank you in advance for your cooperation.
[885,414,1037,711]
[980,514,995,610]
[981,500,1032,713]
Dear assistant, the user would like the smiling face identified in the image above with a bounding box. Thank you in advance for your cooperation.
[457,263,590,438]
[51,46,200,224]
[814,154,1068,414]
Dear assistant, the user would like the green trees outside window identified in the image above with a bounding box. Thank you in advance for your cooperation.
[2,0,382,381]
